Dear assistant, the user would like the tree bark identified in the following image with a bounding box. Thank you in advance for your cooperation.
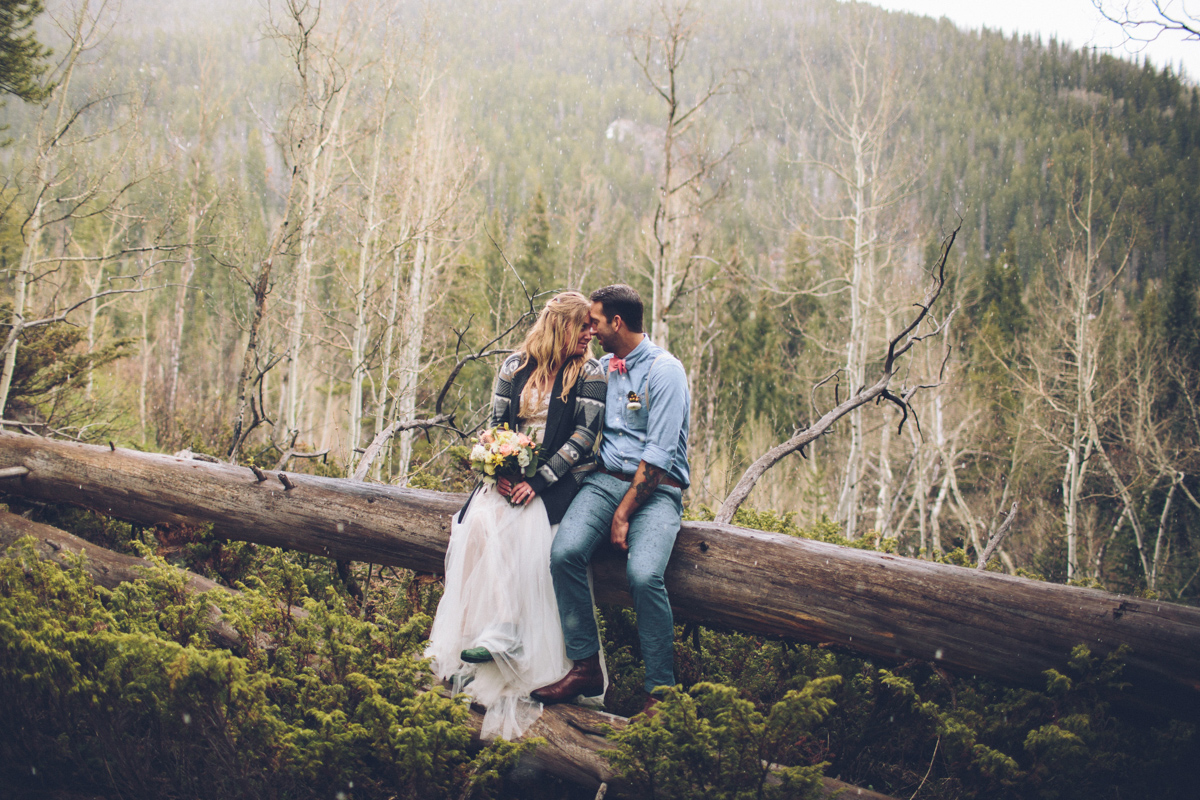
[0,506,896,800]
[1,432,1198,717]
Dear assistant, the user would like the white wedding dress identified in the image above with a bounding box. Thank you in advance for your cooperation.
[426,393,604,740]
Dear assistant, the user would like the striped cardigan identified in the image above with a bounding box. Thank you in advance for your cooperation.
[490,352,606,497]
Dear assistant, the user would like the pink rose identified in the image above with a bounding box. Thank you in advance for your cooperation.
[480,431,494,444]
[517,434,532,447]
[499,444,514,456]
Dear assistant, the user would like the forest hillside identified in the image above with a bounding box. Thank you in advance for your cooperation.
[3,1,1200,798]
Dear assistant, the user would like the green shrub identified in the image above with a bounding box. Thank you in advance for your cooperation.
[0,537,530,800]
[605,680,839,800]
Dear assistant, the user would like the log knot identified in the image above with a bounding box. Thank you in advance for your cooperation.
[1112,601,1140,620]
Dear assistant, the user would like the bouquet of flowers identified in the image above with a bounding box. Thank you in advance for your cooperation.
[468,425,539,487]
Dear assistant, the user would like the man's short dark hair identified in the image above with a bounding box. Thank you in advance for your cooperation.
[590,284,644,333]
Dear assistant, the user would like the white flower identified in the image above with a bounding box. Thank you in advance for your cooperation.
[470,444,488,462]
[517,448,532,467]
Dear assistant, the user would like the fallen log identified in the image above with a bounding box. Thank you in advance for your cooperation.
[0,509,896,800]
[2,432,1198,717]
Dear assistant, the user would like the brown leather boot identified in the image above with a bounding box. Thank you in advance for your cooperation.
[639,692,661,719]
[530,653,603,705]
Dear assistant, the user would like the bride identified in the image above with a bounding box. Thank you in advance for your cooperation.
[426,291,607,739]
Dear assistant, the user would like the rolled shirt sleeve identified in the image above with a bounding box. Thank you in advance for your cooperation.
[641,358,690,479]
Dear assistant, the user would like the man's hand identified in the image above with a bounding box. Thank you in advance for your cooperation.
[611,462,666,551]
[611,511,630,551]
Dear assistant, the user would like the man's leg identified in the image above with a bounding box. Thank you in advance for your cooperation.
[549,473,622,660]
[624,485,683,695]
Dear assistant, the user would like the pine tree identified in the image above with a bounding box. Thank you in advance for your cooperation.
[0,0,52,103]
[516,187,554,293]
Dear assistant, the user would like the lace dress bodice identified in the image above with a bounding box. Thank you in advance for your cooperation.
[520,387,551,444]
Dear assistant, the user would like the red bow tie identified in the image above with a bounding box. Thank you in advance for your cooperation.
[609,358,627,375]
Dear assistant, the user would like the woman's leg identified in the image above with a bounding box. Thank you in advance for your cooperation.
[549,475,621,661]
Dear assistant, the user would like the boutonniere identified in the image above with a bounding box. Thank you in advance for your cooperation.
[626,391,642,410]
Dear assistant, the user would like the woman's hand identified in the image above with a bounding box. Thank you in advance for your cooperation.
[508,481,537,505]
[497,477,514,496]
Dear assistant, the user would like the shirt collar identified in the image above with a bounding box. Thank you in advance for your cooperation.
[623,334,651,365]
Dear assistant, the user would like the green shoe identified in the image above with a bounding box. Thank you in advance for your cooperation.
[460,646,494,664]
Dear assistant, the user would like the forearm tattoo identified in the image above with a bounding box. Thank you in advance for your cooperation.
[633,465,666,506]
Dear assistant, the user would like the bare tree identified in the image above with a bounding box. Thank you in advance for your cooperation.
[715,225,958,525]
[789,16,916,537]
[384,72,479,485]
[1009,128,1132,581]
[265,0,367,440]
[626,0,737,353]
[339,24,400,475]
[226,166,301,461]
[0,0,167,420]
[1093,1,1199,46]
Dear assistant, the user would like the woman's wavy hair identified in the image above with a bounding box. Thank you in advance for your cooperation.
[517,291,591,417]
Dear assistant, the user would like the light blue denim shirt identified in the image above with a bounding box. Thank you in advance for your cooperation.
[597,335,691,488]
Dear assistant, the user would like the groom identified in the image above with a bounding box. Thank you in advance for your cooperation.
[532,284,690,715]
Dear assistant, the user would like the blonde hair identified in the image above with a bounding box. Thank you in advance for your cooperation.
[517,291,591,417]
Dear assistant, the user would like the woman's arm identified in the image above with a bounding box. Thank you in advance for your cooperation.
[525,359,607,495]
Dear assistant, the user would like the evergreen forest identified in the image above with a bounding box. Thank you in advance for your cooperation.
[2,1,1200,798]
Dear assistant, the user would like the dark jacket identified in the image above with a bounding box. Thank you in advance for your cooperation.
[507,360,584,524]
[457,355,605,526]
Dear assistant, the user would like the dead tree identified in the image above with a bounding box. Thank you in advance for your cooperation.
[1092,1,1199,44]
[626,0,738,353]
[715,225,959,526]
[0,0,172,419]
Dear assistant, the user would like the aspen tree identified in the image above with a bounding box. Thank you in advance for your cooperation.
[0,0,157,420]
[796,17,912,538]
[389,82,476,485]
[626,0,735,353]
[270,0,367,439]
[1017,128,1131,581]
[344,45,398,474]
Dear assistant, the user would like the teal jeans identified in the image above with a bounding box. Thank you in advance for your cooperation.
[550,472,682,694]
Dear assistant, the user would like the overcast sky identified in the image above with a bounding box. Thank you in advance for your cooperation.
[868,0,1200,82]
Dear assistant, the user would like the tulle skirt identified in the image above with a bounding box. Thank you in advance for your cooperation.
[426,484,587,740]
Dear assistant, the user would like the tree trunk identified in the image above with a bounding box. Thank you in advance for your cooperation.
[0,506,897,800]
[0,9,88,418]
[2,433,1198,716]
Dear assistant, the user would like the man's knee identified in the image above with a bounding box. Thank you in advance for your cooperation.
[550,532,588,577]
[626,560,665,596]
